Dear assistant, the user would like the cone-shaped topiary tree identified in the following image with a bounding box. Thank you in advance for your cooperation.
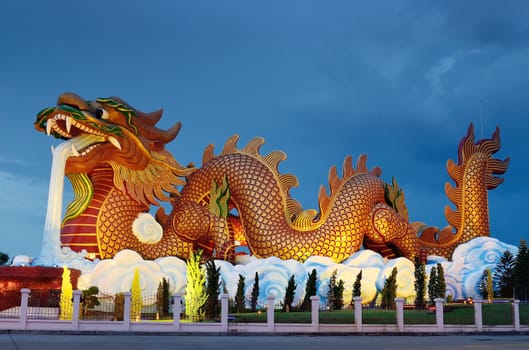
[436,263,446,300]
[301,269,317,311]
[414,257,426,309]
[204,259,221,319]
[59,266,73,320]
[353,270,362,298]
[156,278,170,318]
[428,265,438,306]
[185,250,207,321]
[381,267,398,309]
[250,272,259,312]
[235,274,246,313]
[283,275,297,312]
[130,268,142,321]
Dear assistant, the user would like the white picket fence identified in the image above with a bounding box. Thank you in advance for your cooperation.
[0,289,527,333]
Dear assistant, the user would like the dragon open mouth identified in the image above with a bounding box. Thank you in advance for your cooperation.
[45,110,121,157]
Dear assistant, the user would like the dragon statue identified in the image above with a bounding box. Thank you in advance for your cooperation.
[35,93,509,263]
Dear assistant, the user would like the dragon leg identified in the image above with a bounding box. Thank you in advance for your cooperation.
[366,203,419,260]
[168,199,236,262]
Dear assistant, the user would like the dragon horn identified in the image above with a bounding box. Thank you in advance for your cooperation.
[140,121,182,144]
[57,92,90,110]
[136,108,164,126]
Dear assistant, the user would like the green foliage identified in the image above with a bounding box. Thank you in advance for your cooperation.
[130,268,142,321]
[81,286,100,316]
[414,256,427,309]
[185,250,207,321]
[335,279,345,310]
[428,265,438,305]
[235,274,246,313]
[0,252,9,266]
[479,270,487,299]
[493,250,515,298]
[326,269,337,310]
[479,268,494,302]
[384,177,409,221]
[283,275,297,312]
[156,278,170,317]
[209,176,230,218]
[250,272,260,312]
[59,266,73,320]
[427,263,447,305]
[436,263,446,299]
[326,269,345,310]
[352,270,362,302]
[204,259,221,319]
[514,239,529,300]
[487,269,494,303]
[301,269,317,311]
[381,267,398,309]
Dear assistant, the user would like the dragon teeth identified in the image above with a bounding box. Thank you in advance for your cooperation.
[46,120,54,135]
[65,116,73,133]
[71,144,80,157]
[108,136,122,150]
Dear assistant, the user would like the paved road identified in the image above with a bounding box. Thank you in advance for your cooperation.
[1,334,529,350]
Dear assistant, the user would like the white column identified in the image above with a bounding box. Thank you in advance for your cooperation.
[123,292,131,330]
[434,298,444,332]
[513,300,520,332]
[19,288,30,330]
[474,300,483,331]
[267,295,275,332]
[395,298,405,332]
[72,290,82,330]
[353,296,363,332]
[172,294,182,331]
[310,296,320,332]
[221,294,229,332]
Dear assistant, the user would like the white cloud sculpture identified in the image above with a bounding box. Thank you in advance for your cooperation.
[77,250,187,304]
[76,237,518,306]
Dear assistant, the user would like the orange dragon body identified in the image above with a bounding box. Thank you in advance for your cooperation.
[35,93,509,262]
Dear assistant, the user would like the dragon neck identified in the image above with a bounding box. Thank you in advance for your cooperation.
[63,165,124,223]
[61,164,151,259]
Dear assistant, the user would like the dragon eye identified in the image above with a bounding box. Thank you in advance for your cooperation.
[95,108,109,120]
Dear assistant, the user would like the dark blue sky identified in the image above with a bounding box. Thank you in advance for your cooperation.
[1,0,528,257]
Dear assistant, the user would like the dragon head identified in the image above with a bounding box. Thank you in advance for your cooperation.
[35,92,195,207]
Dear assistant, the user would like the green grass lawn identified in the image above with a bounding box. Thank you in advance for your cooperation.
[229,302,527,326]
[521,302,529,325]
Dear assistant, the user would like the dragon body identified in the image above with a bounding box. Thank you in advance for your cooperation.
[34,93,509,262]
[161,138,418,261]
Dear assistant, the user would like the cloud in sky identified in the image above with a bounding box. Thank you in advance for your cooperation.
[0,0,528,258]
